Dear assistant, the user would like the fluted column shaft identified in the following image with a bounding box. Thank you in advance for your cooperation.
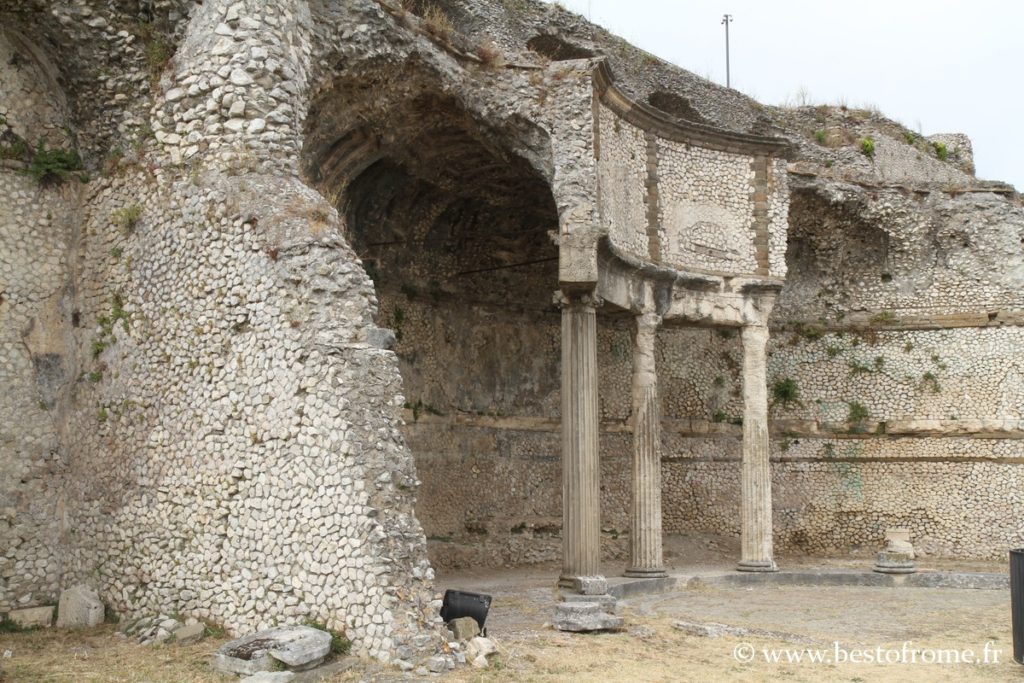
[738,324,777,572]
[625,312,667,577]
[559,294,602,586]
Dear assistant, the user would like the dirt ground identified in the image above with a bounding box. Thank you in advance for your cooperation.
[1,556,1019,682]
[443,565,1018,683]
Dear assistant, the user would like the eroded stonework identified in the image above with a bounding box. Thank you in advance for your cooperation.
[2,0,1023,661]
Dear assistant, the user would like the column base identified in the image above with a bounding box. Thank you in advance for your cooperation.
[736,559,778,573]
[623,568,668,578]
[557,574,608,595]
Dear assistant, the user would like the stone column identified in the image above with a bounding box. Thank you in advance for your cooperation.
[625,312,667,578]
[738,324,777,572]
[557,292,603,588]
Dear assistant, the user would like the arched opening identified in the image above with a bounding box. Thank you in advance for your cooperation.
[304,78,564,571]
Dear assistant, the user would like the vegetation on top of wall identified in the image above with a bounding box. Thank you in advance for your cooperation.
[933,141,949,161]
[859,137,875,158]
[415,3,455,40]
[24,140,85,186]
[475,40,504,67]
[789,321,825,343]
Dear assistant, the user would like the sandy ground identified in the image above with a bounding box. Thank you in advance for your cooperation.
[1,557,1019,682]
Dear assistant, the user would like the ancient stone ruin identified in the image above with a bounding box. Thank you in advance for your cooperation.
[2,0,1023,664]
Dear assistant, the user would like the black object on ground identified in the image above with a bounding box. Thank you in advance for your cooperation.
[1011,549,1024,664]
[440,589,492,633]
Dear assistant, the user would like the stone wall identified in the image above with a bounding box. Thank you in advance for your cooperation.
[0,30,77,616]
[2,0,1023,656]
[52,165,441,660]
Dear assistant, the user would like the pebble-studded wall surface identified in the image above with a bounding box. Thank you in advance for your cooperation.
[3,0,1024,663]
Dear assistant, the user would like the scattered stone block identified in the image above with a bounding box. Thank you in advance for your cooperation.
[426,655,449,672]
[466,635,498,667]
[553,601,623,632]
[8,606,54,628]
[173,622,206,645]
[560,592,618,612]
[56,585,104,629]
[211,626,332,676]
[447,615,480,641]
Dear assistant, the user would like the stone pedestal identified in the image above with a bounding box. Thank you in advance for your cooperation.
[557,293,603,587]
[737,324,777,572]
[625,312,667,578]
[874,527,916,574]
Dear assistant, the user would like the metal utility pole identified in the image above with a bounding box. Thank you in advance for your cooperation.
[721,14,733,88]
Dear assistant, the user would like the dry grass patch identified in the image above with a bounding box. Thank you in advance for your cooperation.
[0,624,231,683]
[420,4,454,40]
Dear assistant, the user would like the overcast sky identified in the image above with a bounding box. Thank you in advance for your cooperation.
[544,0,1023,190]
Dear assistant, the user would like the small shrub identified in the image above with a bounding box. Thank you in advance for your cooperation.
[848,359,872,375]
[25,140,84,186]
[712,410,727,423]
[860,137,875,158]
[826,345,842,358]
[0,136,29,161]
[922,371,941,394]
[903,131,919,145]
[771,378,800,407]
[112,204,144,233]
[136,22,174,87]
[869,310,897,325]
[793,322,824,341]
[88,370,103,383]
[813,129,827,145]
[475,40,503,66]
[98,406,109,423]
[933,141,948,161]
[421,4,454,40]
[903,342,914,352]
[847,401,869,424]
